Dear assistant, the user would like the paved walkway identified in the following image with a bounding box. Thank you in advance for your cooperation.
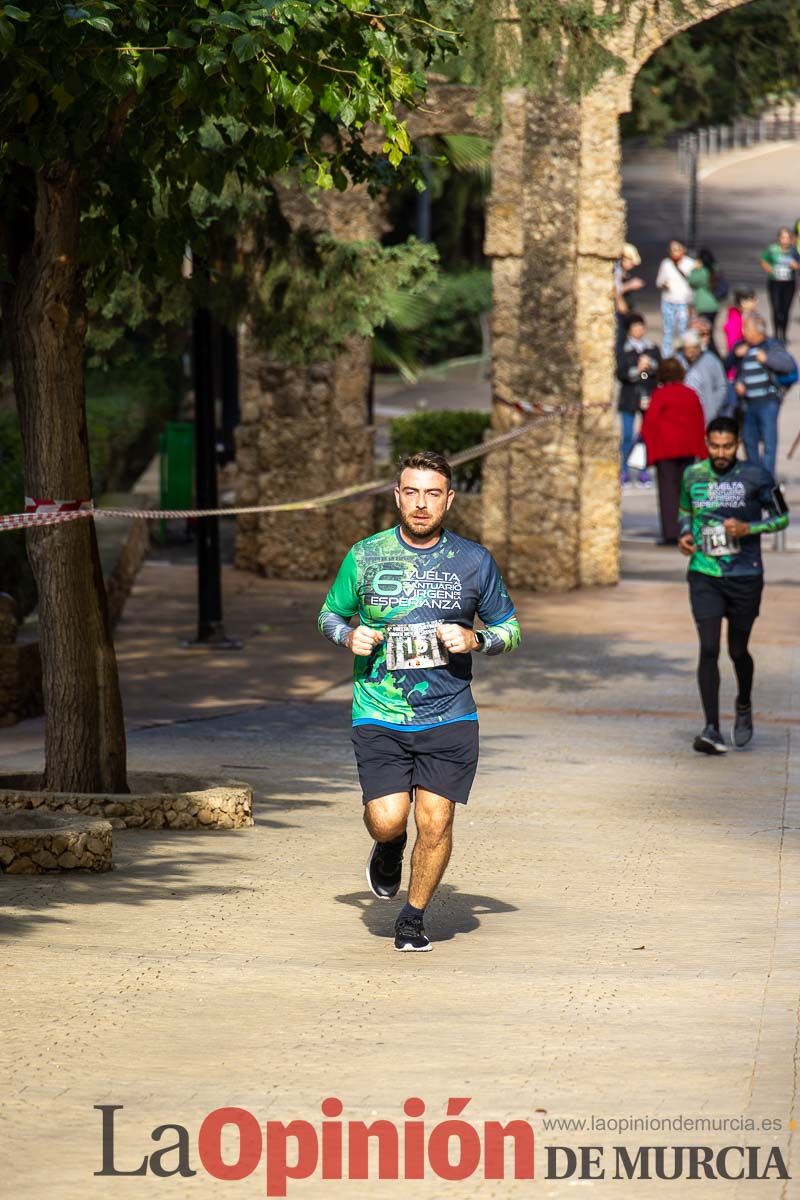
[2,537,800,1199]
[2,141,800,1199]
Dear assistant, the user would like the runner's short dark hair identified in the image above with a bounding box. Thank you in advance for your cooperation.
[624,311,645,329]
[397,451,453,486]
[707,415,740,438]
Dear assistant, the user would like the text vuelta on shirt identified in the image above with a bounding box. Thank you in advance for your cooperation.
[693,479,747,510]
[365,565,463,611]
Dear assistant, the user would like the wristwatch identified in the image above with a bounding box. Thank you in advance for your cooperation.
[473,629,489,653]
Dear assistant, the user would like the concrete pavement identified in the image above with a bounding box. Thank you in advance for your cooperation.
[2,525,800,1198]
[2,139,800,1199]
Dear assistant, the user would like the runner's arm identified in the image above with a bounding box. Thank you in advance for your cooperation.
[477,615,521,655]
[318,550,360,646]
[678,470,694,538]
[476,553,521,655]
[749,478,789,536]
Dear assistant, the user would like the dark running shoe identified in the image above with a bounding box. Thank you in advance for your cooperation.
[693,725,727,755]
[394,913,432,953]
[365,832,407,900]
[732,704,754,749]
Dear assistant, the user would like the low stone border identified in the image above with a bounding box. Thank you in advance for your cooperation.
[0,810,112,874]
[0,772,253,831]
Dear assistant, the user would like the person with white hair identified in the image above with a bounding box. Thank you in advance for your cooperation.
[677,328,728,424]
[725,311,797,476]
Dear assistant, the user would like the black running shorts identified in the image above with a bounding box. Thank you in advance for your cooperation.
[351,720,480,806]
[688,571,763,630]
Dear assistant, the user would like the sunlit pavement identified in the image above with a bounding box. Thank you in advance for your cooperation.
[1,142,799,1199]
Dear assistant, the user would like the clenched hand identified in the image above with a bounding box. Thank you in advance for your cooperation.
[346,626,384,656]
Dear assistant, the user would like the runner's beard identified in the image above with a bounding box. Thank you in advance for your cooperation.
[399,511,445,541]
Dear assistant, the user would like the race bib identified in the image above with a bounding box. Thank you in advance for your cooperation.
[774,262,792,282]
[701,523,740,557]
[385,622,449,671]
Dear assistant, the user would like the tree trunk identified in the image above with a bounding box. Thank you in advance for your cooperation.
[3,165,128,793]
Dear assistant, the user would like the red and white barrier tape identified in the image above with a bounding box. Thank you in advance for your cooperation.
[0,402,596,534]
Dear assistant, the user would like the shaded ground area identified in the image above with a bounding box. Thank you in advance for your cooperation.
[1,140,799,1199]
[2,525,799,1197]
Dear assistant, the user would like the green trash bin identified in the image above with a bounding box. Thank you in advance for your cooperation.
[158,421,194,543]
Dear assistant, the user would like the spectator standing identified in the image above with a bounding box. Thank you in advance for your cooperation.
[656,239,695,355]
[760,227,800,341]
[642,358,707,544]
[688,247,725,349]
[616,311,661,488]
[727,312,796,476]
[677,329,728,424]
[691,315,720,359]
[614,242,646,351]
[723,288,758,356]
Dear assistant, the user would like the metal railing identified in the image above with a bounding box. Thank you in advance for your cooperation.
[676,99,800,247]
[677,101,800,174]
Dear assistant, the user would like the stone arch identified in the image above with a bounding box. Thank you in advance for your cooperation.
[481,0,762,590]
[235,1,762,586]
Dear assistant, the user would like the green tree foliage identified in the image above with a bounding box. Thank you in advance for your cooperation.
[374,267,491,379]
[625,0,800,140]
[390,410,491,490]
[447,0,632,103]
[249,232,440,360]
[0,0,455,272]
[0,0,457,791]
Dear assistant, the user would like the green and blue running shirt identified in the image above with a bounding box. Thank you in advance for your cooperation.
[678,459,789,578]
[318,526,520,729]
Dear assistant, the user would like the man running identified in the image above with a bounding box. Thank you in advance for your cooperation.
[678,416,789,755]
[318,451,520,952]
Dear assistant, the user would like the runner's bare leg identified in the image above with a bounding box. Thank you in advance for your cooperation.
[363,792,410,842]
[407,789,455,909]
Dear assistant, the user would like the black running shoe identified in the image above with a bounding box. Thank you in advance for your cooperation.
[693,725,727,755]
[732,704,753,749]
[365,833,407,900]
[394,913,432,953]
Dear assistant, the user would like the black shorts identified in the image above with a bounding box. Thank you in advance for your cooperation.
[688,571,763,630]
[351,720,480,807]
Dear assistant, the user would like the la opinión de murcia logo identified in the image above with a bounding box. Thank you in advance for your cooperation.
[95,1099,534,1194]
[95,1101,791,1192]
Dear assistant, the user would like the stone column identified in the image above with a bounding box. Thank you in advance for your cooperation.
[482,82,624,590]
[574,79,628,587]
[234,186,384,580]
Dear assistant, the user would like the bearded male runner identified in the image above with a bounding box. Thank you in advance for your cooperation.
[318,452,520,952]
[678,415,789,754]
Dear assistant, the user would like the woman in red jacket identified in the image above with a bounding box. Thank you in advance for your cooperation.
[641,357,707,544]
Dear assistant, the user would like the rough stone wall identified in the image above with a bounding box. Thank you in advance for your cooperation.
[234,338,373,579]
[234,185,383,580]
[0,771,253,831]
[0,814,112,874]
[574,78,629,587]
[481,1,752,591]
[483,88,586,590]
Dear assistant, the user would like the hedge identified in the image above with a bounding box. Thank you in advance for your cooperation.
[389,410,492,492]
